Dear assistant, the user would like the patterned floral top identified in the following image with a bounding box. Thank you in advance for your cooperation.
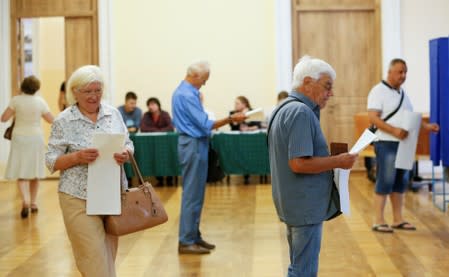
[46,103,134,200]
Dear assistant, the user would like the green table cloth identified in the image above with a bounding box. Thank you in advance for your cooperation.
[125,132,180,177]
[125,131,270,177]
[211,132,270,175]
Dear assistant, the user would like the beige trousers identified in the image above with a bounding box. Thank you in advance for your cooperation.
[58,192,118,277]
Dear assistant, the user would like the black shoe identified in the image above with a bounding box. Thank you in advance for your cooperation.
[178,243,210,254]
[21,207,29,218]
[197,239,216,250]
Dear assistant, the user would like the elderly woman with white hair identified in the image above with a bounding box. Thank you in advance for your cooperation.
[268,56,357,276]
[45,65,133,277]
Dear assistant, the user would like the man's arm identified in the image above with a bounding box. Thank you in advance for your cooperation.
[288,153,357,174]
[421,121,440,133]
[213,112,247,129]
[368,110,408,140]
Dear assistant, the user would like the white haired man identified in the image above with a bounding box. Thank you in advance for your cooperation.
[172,60,246,254]
[268,56,357,276]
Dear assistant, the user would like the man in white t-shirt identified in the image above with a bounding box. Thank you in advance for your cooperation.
[367,58,439,233]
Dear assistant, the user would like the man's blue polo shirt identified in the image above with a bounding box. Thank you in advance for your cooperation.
[268,91,335,226]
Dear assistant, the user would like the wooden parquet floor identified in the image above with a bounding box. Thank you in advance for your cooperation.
[1,172,448,277]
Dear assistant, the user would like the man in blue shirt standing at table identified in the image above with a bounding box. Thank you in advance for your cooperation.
[268,56,357,276]
[172,60,246,254]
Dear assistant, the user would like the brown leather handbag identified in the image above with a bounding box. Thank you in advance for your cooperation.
[3,120,15,140]
[104,152,168,236]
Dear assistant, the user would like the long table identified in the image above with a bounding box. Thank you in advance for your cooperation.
[125,131,270,178]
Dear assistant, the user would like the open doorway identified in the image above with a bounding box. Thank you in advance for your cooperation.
[18,17,65,144]
[16,17,65,177]
[1,0,102,179]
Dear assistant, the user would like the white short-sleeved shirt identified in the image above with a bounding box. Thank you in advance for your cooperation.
[367,81,413,141]
[8,94,50,136]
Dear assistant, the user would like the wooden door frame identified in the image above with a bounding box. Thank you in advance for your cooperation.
[9,0,99,94]
[1,0,113,167]
[291,0,382,80]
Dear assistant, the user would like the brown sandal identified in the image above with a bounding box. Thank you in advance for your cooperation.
[392,222,416,231]
[30,204,38,213]
[372,224,394,233]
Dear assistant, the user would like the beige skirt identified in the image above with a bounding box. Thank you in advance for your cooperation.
[5,134,46,180]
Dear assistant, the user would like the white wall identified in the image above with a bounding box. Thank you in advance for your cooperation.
[0,0,11,175]
[400,0,449,113]
[37,17,65,144]
[112,0,277,122]
[2,0,448,177]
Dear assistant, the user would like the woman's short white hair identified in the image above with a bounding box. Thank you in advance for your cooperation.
[66,65,104,105]
[187,60,210,76]
[291,55,336,90]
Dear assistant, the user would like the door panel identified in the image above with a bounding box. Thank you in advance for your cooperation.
[10,0,98,93]
[292,0,381,146]
[65,16,98,77]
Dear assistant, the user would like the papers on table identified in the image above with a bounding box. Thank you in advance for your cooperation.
[86,133,125,215]
[334,129,378,216]
[395,111,422,170]
[349,129,378,154]
[215,130,267,135]
[136,132,170,136]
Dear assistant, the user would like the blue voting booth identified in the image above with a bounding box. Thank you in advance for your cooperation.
[429,37,449,211]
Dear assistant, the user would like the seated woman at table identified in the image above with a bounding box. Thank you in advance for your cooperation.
[229,96,262,184]
[229,96,262,131]
[140,97,175,186]
[140,97,174,132]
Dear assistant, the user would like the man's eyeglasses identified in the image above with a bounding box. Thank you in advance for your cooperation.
[317,82,333,92]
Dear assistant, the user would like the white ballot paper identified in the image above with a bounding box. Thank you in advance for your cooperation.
[334,168,351,215]
[333,129,378,215]
[87,133,125,215]
[349,129,378,154]
[395,111,422,170]
[245,107,264,119]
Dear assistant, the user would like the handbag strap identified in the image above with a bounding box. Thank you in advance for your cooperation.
[128,151,145,186]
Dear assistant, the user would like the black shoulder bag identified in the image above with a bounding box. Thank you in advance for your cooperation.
[368,90,404,133]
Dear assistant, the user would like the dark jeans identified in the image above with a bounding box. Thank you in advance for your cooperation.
[374,141,409,194]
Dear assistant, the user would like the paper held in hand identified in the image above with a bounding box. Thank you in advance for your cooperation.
[87,133,125,215]
[334,129,378,216]
[395,111,422,170]
[244,107,264,119]
[349,129,378,154]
